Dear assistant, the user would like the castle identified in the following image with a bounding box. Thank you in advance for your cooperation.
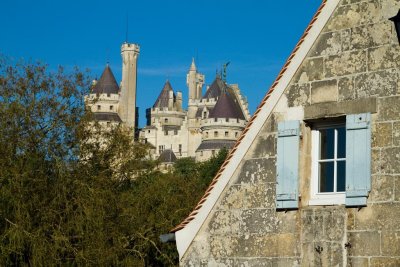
[85,43,250,162]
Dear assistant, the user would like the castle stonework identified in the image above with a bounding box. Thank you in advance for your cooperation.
[85,45,250,163]
[139,59,250,162]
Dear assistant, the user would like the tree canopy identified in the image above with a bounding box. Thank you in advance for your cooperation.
[0,57,228,266]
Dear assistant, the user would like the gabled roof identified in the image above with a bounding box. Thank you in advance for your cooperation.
[92,65,119,94]
[173,0,340,259]
[153,80,175,108]
[202,76,225,99]
[158,149,177,163]
[209,90,245,120]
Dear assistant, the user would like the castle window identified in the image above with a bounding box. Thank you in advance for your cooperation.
[214,118,218,122]
[235,132,238,138]
[107,93,110,97]
[179,144,182,156]
[110,105,114,111]
[159,145,164,154]
[225,131,229,137]
[97,105,101,110]
[203,112,207,119]
[214,131,218,137]
[205,132,209,138]
[165,118,168,123]
[226,118,229,122]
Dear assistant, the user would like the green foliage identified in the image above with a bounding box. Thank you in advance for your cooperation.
[0,57,228,266]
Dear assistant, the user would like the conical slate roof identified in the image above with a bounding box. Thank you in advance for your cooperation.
[209,89,245,120]
[203,76,225,99]
[153,80,175,108]
[158,149,177,163]
[92,65,119,94]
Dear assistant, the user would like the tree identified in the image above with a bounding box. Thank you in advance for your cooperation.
[0,57,228,266]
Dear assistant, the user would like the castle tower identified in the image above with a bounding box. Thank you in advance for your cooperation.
[119,43,140,130]
[186,59,204,120]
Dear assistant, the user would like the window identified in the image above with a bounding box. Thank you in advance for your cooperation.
[159,145,164,154]
[226,118,229,122]
[164,131,168,136]
[107,93,110,97]
[110,105,114,111]
[214,131,218,137]
[179,144,182,156]
[164,118,168,123]
[225,131,229,137]
[310,122,346,205]
[205,132,209,138]
[200,151,203,157]
[276,114,371,209]
[203,111,207,119]
[174,130,178,135]
[235,132,238,138]
[106,121,111,127]
[97,105,101,110]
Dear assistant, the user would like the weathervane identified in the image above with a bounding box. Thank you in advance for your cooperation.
[222,61,230,82]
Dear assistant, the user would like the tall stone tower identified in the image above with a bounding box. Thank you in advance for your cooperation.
[186,58,204,119]
[119,43,140,130]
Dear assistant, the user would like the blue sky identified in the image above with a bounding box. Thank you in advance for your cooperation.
[1,0,321,127]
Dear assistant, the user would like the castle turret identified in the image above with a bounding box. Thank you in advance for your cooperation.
[186,58,204,101]
[119,43,140,130]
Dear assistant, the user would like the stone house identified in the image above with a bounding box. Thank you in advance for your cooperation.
[171,0,400,266]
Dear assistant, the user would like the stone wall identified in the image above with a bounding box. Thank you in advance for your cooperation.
[181,0,400,266]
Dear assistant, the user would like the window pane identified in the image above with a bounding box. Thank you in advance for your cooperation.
[320,128,334,159]
[337,127,346,159]
[337,161,346,192]
[319,161,334,192]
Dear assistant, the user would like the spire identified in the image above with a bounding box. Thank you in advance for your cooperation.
[190,58,196,71]
[91,65,119,94]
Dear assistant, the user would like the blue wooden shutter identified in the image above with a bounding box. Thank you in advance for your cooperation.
[276,120,300,209]
[346,113,371,207]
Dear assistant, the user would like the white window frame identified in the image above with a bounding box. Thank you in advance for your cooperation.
[309,122,346,206]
